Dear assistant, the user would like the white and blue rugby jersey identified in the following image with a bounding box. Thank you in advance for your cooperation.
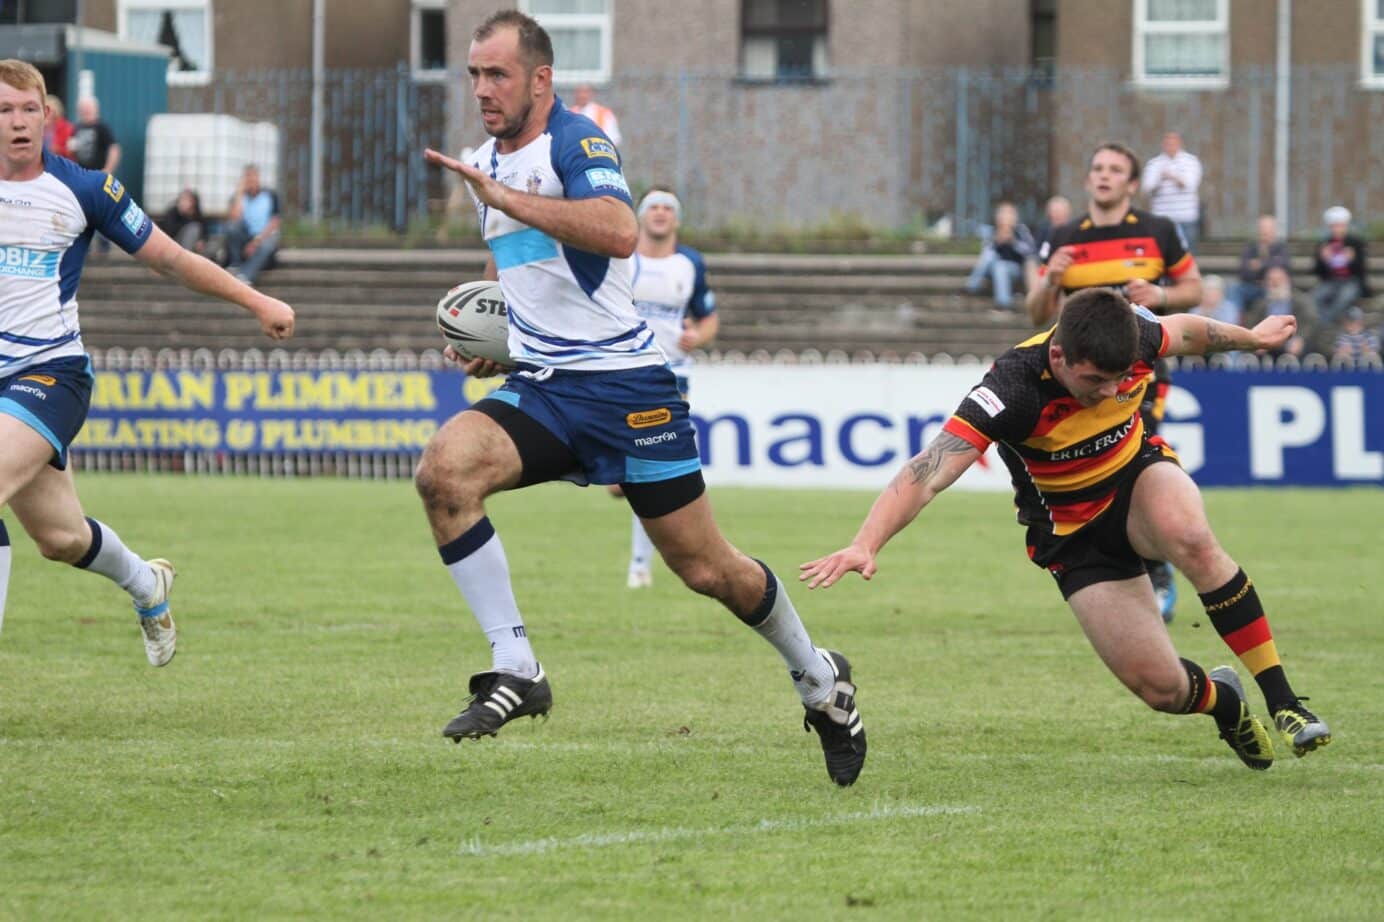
[467,100,662,371]
[631,245,715,372]
[0,152,153,376]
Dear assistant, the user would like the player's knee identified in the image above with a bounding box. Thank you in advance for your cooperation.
[414,447,476,511]
[1164,523,1220,575]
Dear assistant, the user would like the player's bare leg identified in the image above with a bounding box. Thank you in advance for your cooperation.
[640,492,866,785]
[4,433,175,665]
[416,410,551,740]
[1067,575,1273,769]
[1127,462,1329,756]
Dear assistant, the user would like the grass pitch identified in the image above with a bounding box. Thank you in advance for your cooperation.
[1,476,1381,920]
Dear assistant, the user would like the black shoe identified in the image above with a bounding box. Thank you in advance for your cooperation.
[1273,698,1331,757]
[442,665,552,741]
[802,649,866,786]
[1208,666,1274,770]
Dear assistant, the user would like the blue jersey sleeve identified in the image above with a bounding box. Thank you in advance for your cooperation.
[678,245,716,318]
[53,158,153,255]
[549,109,632,206]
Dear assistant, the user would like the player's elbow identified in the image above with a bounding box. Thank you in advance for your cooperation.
[611,225,637,258]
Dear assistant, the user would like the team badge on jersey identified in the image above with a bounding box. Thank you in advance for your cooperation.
[627,408,672,428]
[580,137,618,162]
[103,175,125,202]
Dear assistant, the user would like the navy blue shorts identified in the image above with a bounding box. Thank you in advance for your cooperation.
[0,355,94,470]
[479,363,701,486]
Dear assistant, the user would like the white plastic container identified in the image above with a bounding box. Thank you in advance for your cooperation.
[143,114,280,218]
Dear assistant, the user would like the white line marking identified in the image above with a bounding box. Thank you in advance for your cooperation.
[457,802,979,858]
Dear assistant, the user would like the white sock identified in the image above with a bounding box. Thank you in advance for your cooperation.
[629,514,654,571]
[0,520,11,632]
[745,562,836,707]
[75,518,158,605]
[439,517,537,678]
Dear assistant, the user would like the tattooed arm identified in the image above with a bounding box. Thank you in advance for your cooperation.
[1162,312,1298,356]
[799,431,982,589]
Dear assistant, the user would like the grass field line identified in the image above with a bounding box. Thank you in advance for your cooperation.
[457,802,980,858]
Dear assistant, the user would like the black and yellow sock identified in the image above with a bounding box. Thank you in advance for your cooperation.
[1198,569,1296,712]
[1179,657,1241,727]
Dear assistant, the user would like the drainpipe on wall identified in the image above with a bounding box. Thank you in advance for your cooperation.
[310,0,325,222]
[1274,0,1291,232]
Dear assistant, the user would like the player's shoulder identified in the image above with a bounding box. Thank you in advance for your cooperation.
[986,331,1051,394]
[674,243,707,270]
[42,151,128,207]
[547,104,619,162]
[1128,207,1174,232]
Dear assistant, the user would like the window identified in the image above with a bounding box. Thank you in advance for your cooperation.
[118,0,212,86]
[1364,0,1384,87]
[412,0,448,82]
[1132,0,1228,88]
[741,0,828,81]
[520,0,612,86]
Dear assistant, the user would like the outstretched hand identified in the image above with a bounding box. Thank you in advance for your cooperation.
[799,544,877,590]
[425,148,509,212]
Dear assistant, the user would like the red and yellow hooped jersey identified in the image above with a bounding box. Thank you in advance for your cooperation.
[1036,208,1195,294]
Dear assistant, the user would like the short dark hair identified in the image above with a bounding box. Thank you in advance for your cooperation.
[1053,288,1139,372]
[474,10,554,71]
[1089,141,1141,184]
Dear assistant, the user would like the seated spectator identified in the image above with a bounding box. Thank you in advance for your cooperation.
[1244,265,1315,357]
[225,165,281,285]
[1032,195,1072,254]
[1333,306,1381,363]
[965,201,1035,311]
[1226,214,1291,318]
[43,95,73,157]
[1190,275,1239,325]
[159,188,207,254]
[1312,206,1371,326]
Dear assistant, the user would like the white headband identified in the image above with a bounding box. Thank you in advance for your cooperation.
[638,190,682,220]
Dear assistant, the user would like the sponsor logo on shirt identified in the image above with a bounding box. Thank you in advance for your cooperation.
[580,137,618,162]
[584,167,630,196]
[0,195,34,207]
[120,202,149,237]
[103,174,125,202]
[627,408,672,429]
[967,386,1006,418]
[0,246,60,279]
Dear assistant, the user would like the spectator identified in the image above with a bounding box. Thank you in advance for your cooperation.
[69,96,119,173]
[1226,214,1291,318]
[225,165,281,285]
[43,95,73,157]
[159,188,207,254]
[1245,265,1315,357]
[1312,206,1371,326]
[569,83,621,147]
[964,201,1034,311]
[1332,306,1381,363]
[1032,195,1072,254]
[1142,130,1202,252]
[1191,275,1239,325]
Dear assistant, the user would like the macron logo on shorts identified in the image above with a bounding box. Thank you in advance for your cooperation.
[967,386,1006,418]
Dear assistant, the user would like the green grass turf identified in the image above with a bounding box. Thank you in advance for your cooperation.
[1,476,1381,920]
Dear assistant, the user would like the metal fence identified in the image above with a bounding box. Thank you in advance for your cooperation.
[169,65,1381,235]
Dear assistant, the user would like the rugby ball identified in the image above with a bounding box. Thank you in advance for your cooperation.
[436,280,514,366]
